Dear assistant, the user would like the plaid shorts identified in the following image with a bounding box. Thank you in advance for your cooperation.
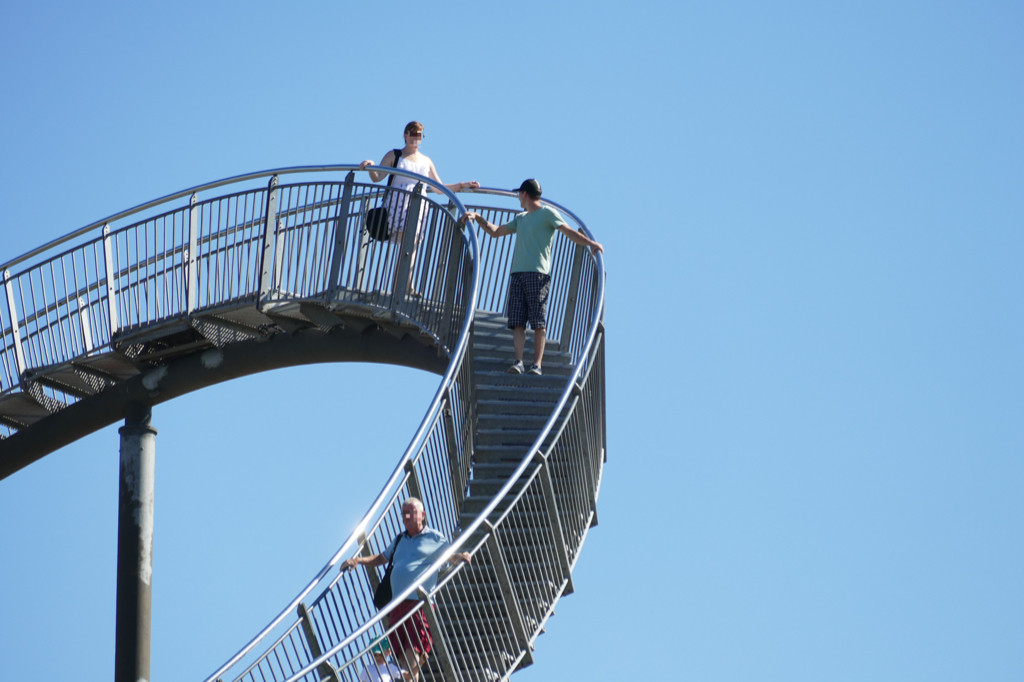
[506,272,551,330]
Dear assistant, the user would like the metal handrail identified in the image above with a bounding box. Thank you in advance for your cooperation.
[280,188,605,682]
[0,164,453,274]
[191,170,482,682]
[0,165,471,405]
[1,172,603,682]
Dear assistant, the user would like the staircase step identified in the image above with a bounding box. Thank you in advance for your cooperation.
[479,409,569,425]
[475,385,562,404]
[475,427,551,447]
[473,370,569,388]
[476,399,561,417]
[474,358,574,377]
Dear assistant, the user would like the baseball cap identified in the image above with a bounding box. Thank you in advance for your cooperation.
[514,179,542,198]
[371,638,391,655]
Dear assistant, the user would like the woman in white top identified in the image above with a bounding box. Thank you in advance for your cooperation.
[359,121,479,242]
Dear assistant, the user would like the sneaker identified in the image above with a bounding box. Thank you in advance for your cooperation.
[528,363,543,376]
[507,360,525,374]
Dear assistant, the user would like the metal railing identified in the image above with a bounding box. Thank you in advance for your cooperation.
[203,188,606,682]
[0,173,605,682]
[0,166,477,440]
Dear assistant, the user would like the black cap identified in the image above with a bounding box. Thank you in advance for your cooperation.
[514,179,542,199]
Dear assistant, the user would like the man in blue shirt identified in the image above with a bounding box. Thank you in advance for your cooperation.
[465,179,604,375]
[343,498,470,681]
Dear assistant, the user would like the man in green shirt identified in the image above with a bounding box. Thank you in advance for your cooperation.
[465,179,604,375]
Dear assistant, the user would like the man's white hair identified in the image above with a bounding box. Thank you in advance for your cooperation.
[403,497,424,512]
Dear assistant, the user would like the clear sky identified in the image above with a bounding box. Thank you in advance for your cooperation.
[1,2,1022,680]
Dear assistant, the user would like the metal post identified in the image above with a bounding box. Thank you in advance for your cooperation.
[102,224,119,340]
[439,223,464,347]
[483,521,534,667]
[258,176,280,310]
[415,587,457,682]
[355,197,370,292]
[3,270,26,388]
[114,402,157,682]
[328,172,356,299]
[78,297,94,353]
[391,185,423,315]
[357,531,381,593]
[534,453,574,595]
[442,395,464,512]
[559,243,585,349]
[297,602,340,682]
[404,460,424,503]
[186,193,199,314]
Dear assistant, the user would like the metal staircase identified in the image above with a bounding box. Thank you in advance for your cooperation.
[0,165,605,682]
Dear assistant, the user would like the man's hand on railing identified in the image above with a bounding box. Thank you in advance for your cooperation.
[341,554,385,572]
[450,552,472,566]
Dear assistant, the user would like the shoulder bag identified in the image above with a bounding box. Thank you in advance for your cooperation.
[365,149,403,242]
[372,531,405,609]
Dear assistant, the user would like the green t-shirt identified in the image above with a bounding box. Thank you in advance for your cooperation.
[505,206,568,274]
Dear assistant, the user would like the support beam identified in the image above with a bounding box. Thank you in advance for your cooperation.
[114,402,157,682]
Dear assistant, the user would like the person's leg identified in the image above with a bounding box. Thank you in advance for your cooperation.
[397,645,424,682]
[525,273,551,373]
[533,327,546,367]
[513,326,526,362]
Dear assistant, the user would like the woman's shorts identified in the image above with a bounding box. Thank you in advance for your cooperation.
[506,272,552,330]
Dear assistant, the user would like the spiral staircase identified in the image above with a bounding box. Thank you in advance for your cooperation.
[0,165,606,682]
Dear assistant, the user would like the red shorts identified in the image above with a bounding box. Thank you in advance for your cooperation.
[387,599,433,657]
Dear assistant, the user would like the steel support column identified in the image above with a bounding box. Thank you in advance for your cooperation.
[114,402,157,682]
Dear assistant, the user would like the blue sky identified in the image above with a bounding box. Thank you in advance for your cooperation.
[1,2,1022,680]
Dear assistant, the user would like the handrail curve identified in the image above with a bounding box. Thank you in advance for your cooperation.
[0,172,605,682]
[268,188,606,682]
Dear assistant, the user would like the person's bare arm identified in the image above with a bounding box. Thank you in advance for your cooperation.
[463,211,512,238]
[557,223,604,254]
[359,151,396,183]
[427,160,479,194]
[341,553,386,571]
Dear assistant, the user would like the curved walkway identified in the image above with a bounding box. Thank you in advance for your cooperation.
[0,166,606,682]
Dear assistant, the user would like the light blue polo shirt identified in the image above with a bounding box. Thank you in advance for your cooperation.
[382,526,451,601]
[505,206,568,275]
